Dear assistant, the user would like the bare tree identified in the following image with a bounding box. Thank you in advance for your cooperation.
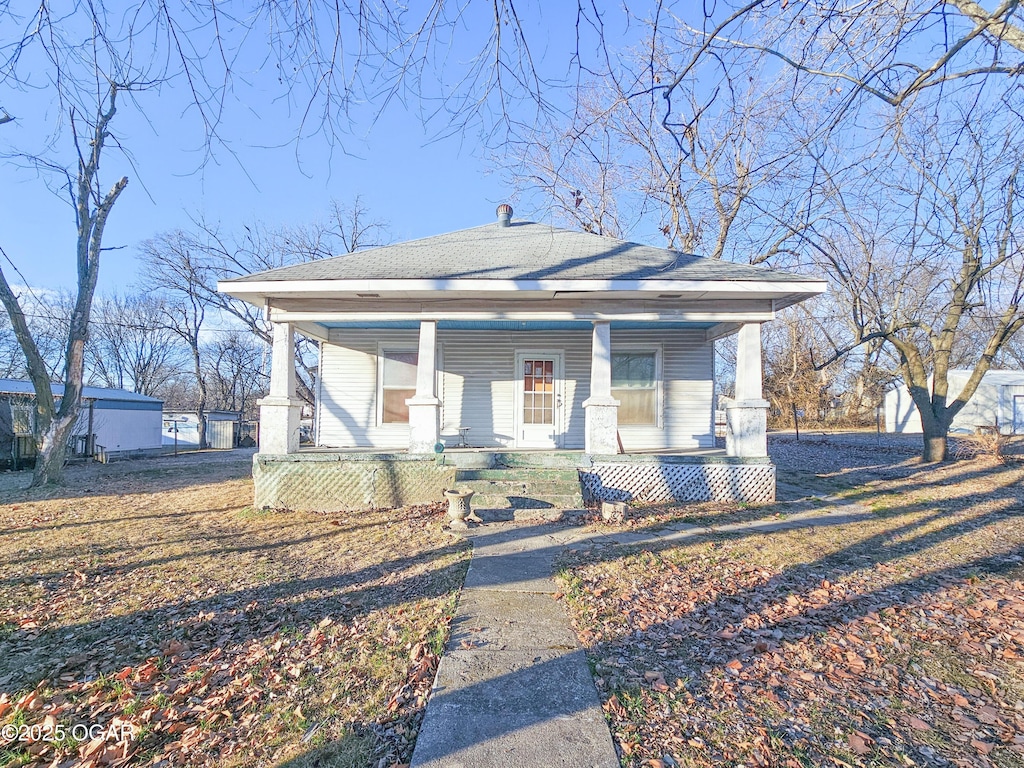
[807,103,1024,460]
[0,308,19,379]
[0,1,559,484]
[139,231,214,449]
[0,82,128,483]
[191,198,390,408]
[763,316,838,427]
[203,332,268,418]
[88,293,184,395]
[0,289,76,381]
[514,31,817,263]
[139,198,386,430]
[641,2,1024,128]
[513,2,1024,461]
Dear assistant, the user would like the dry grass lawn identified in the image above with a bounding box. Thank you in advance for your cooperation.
[557,443,1024,768]
[4,438,1023,768]
[0,453,469,768]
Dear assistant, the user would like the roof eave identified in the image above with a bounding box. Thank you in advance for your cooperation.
[217,277,828,305]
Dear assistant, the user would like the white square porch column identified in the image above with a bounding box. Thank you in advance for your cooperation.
[406,320,441,453]
[725,322,770,457]
[258,322,302,454]
[582,320,620,454]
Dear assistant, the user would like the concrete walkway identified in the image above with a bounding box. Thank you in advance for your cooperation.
[410,522,620,768]
[411,498,874,767]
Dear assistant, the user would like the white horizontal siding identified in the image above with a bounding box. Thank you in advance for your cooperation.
[612,329,714,451]
[317,327,714,450]
[439,330,589,448]
[318,329,418,448]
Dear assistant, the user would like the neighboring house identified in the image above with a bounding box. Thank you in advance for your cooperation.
[886,370,1024,435]
[162,410,241,449]
[218,206,826,511]
[0,379,163,466]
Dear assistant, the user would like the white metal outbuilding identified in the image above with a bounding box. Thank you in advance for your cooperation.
[885,369,1024,435]
[162,410,240,449]
[0,379,164,460]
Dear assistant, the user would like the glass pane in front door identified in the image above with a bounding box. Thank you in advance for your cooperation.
[522,359,555,425]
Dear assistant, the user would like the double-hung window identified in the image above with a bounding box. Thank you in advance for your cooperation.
[611,351,659,426]
[380,350,418,424]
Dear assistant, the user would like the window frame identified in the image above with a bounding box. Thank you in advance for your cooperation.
[376,345,419,426]
[610,346,663,428]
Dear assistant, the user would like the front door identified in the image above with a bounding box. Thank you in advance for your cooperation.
[1014,394,1024,434]
[514,352,564,448]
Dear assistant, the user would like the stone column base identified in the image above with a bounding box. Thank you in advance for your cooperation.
[583,397,620,454]
[258,396,302,454]
[725,399,769,458]
[407,397,441,454]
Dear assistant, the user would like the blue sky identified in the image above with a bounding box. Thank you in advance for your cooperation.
[1,108,511,291]
[0,2,621,294]
[0,82,513,292]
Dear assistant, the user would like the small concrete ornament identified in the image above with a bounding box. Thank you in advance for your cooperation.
[444,487,478,529]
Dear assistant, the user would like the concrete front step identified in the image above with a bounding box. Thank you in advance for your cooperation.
[455,468,581,482]
[455,467,584,510]
[471,507,589,523]
[445,451,586,469]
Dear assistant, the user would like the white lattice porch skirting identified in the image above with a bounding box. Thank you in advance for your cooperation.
[580,459,775,504]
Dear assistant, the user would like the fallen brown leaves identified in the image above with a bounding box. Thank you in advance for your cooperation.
[0,455,469,767]
[560,454,1024,768]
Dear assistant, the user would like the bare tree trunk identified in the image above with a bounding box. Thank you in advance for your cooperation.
[189,337,208,450]
[908,374,955,463]
[922,432,948,463]
[32,413,79,483]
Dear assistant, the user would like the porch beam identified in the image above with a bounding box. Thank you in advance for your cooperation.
[582,320,620,454]
[221,277,827,298]
[271,308,776,324]
[269,298,776,316]
[406,320,441,453]
[289,321,331,343]
[704,322,742,342]
[258,322,302,454]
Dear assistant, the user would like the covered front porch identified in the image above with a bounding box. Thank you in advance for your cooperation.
[257,318,772,458]
[250,308,781,512]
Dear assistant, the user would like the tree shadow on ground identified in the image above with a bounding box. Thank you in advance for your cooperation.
[282,494,1022,766]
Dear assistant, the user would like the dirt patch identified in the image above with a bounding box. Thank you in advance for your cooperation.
[0,452,470,767]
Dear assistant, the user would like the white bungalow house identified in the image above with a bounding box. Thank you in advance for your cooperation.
[218,206,826,512]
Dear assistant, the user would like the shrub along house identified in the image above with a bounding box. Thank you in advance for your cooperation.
[218,206,825,512]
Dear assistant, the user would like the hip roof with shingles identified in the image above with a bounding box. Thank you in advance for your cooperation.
[225,221,815,284]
